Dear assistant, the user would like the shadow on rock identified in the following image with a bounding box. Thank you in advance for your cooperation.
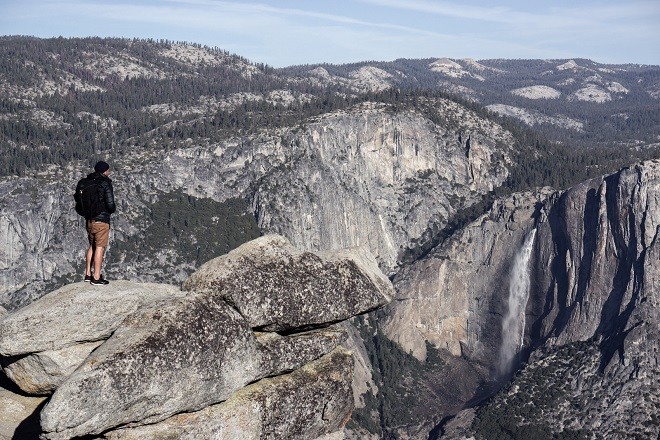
[12,398,47,440]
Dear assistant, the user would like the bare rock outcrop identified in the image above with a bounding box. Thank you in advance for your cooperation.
[257,328,347,374]
[1,235,392,439]
[0,281,184,357]
[0,281,184,395]
[39,294,262,439]
[2,341,103,395]
[183,235,393,331]
[0,385,46,440]
[102,348,354,440]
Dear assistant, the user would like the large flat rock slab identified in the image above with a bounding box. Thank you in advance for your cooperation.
[257,327,347,375]
[183,235,393,331]
[0,281,185,356]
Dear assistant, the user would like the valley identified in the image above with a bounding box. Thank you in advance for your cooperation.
[0,37,659,439]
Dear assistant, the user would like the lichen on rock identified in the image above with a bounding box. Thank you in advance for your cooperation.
[39,293,263,439]
[183,234,393,331]
[102,348,355,440]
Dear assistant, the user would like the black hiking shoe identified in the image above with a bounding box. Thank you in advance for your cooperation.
[84,274,92,282]
[90,275,109,285]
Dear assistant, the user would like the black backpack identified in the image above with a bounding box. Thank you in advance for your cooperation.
[74,177,104,219]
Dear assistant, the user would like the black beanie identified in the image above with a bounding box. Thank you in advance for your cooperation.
[94,161,110,173]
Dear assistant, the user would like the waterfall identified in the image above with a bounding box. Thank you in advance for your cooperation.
[497,228,536,378]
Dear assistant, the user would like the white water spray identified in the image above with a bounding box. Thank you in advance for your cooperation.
[497,228,536,377]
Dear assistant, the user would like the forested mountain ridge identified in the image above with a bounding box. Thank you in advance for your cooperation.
[1,36,659,179]
[284,57,660,147]
[0,36,288,175]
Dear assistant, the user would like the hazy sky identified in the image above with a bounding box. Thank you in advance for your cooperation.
[2,0,659,67]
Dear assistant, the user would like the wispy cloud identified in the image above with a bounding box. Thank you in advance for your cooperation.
[125,0,463,39]
[357,0,578,26]
[2,0,658,65]
[354,0,660,63]
[358,0,660,28]
[48,0,488,56]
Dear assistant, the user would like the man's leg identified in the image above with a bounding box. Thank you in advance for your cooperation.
[93,246,105,280]
[91,221,110,284]
[85,220,95,280]
[85,245,94,277]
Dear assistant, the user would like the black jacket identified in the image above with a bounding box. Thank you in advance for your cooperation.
[87,172,116,223]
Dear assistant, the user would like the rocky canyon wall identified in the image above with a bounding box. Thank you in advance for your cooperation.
[379,160,659,438]
[0,99,511,308]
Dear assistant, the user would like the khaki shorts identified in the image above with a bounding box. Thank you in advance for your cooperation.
[86,220,110,248]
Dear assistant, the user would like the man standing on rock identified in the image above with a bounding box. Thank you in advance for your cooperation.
[74,161,116,285]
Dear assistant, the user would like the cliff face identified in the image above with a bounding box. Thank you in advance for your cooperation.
[0,175,80,304]
[2,127,658,439]
[251,101,510,272]
[506,160,660,438]
[380,160,660,438]
[0,99,511,309]
[385,188,552,363]
[531,161,660,356]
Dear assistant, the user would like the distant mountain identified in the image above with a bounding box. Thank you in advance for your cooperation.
[282,57,660,147]
[1,37,658,179]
